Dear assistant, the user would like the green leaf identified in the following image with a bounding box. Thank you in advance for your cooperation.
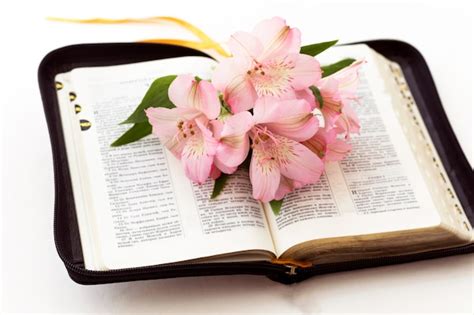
[218,94,232,118]
[121,75,177,124]
[322,58,355,78]
[269,199,284,215]
[309,85,324,109]
[211,174,230,199]
[300,40,338,57]
[111,122,152,147]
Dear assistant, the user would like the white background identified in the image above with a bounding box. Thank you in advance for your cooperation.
[1,0,473,313]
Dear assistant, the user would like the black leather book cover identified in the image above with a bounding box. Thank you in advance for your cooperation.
[38,40,474,285]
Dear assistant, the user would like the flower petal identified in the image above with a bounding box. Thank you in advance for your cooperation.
[250,145,281,202]
[280,88,317,109]
[302,128,331,160]
[214,157,238,174]
[194,79,221,119]
[295,88,317,109]
[168,74,195,108]
[212,57,257,113]
[326,139,352,162]
[274,176,302,200]
[318,78,343,129]
[252,96,280,123]
[145,107,200,158]
[209,119,224,139]
[252,17,301,60]
[214,111,253,169]
[168,74,220,119]
[220,111,254,138]
[253,97,318,142]
[181,119,218,184]
[334,102,360,137]
[210,164,222,180]
[303,128,350,161]
[332,59,364,99]
[277,137,324,185]
[215,134,250,170]
[288,53,322,90]
[229,31,263,59]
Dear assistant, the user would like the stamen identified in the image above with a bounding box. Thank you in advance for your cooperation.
[260,133,269,141]
[252,130,297,174]
[248,58,294,97]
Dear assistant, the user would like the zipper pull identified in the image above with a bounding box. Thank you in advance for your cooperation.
[285,264,298,276]
[271,258,312,276]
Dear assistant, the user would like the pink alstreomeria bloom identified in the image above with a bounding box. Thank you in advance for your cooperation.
[211,111,254,174]
[249,97,323,202]
[212,17,322,113]
[303,128,353,162]
[146,75,220,184]
[317,60,364,137]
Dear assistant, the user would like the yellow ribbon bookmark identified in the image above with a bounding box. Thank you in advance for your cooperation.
[47,16,230,58]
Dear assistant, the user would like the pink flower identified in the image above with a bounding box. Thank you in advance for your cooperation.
[249,97,323,202]
[211,111,254,174]
[303,128,352,162]
[146,74,220,184]
[212,17,322,113]
[317,60,363,137]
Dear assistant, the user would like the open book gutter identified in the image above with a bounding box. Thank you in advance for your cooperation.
[40,40,474,284]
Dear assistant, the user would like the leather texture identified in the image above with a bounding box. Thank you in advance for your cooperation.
[38,40,474,285]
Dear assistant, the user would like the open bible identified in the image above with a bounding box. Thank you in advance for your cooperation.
[54,44,473,271]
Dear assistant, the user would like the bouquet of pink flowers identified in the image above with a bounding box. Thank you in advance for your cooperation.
[113,17,362,214]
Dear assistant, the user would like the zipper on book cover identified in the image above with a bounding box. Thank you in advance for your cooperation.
[44,83,288,282]
[51,202,288,278]
[50,145,474,283]
[52,206,289,277]
[285,265,298,276]
[44,41,474,283]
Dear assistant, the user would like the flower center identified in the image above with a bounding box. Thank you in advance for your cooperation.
[177,119,209,158]
[251,126,296,172]
[251,125,278,147]
[247,58,294,97]
[176,120,198,140]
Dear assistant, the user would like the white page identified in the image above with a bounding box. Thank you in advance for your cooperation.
[263,45,442,256]
[57,56,274,270]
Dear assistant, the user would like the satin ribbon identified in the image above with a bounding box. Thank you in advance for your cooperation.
[47,16,230,58]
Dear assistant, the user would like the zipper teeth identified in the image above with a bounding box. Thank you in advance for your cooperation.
[51,188,288,276]
[50,169,287,276]
[42,42,474,282]
[48,142,287,276]
[49,150,287,276]
[47,90,474,278]
[41,52,289,278]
